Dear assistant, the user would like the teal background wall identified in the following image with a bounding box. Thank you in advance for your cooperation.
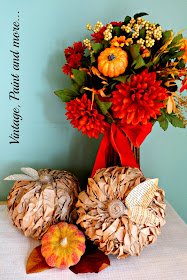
[1,0,187,222]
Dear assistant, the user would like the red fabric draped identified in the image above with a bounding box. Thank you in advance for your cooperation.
[91,122,152,177]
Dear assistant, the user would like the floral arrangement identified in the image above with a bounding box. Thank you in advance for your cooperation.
[56,12,187,140]
[55,12,187,172]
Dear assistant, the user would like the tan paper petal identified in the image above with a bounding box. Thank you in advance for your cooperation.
[129,206,162,225]
[4,174,37,181]
[103,219,120,242]
[4,167,39,181]
[21,167,39,180]
[125,178,158,209]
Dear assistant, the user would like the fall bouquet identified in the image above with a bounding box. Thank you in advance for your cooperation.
[55,12,187,172]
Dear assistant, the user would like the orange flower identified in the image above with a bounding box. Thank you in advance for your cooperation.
[110,36,133,47]
[141,48,151,58]
[112,69,169,126]
[65,94,107,139]
[180,40,187,64]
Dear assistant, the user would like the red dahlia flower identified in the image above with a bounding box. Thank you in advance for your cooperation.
[110,21,123,26]
[65,94,107,139]
[112,69,168,125]
[91,22,122,43]
[62,42,86,76]
[91,26,106,43]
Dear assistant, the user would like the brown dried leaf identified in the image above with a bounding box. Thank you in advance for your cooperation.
[69,240,110,274]
[26,245,53,274]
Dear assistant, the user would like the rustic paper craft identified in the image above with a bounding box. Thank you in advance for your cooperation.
[76,166,166,258]
[6,168,80,239]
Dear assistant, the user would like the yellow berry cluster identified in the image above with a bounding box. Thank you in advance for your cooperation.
[121,17,162,48]
[87,23,92,31]
[103,24,113,41]
[144,21,162,47]
[93,21,103,33]
[121,17,137,35]
[83,38,92,50]
[137,38,146,49]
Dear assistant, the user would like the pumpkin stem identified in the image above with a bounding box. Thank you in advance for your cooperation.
[108,54,115,61]
[60,237,67,246]
[108,199,126,218]
[39,174,53,184]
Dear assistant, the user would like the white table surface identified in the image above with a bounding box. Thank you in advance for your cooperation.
[0,202,186,280]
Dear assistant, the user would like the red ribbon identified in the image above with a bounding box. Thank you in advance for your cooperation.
[91,122,152,177]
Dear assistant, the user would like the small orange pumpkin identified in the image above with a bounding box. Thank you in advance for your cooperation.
[98,47,128,77]
[41,222,85,269]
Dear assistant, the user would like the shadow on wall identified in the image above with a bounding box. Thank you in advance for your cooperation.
[66,133,101,190]
[31,40,102,190]
[40,40,68,124]
[1,133,101,199]
[0,162,23,200]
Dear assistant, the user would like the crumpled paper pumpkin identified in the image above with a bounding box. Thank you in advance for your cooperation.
[76,166,166,258]
[7,169,80,240]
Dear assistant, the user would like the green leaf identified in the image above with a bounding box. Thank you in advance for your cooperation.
[169,34,183,48]
[139,27,146,39]
[171,50,185,59]
[166,114,185,128]
[113,26,121,36]
[92,43,104,55]
[54,89,79,102]
[95,95,112,115]
[145,61,154,68]
[162,49,185,63]
[158,117,169,131]
[72,69,87,86]
[153,57,160,66]
[177,58,185,68]
[129,44,141,60]
[133,55,145,69]
[91,54,96,64]
[134,12,148,20]
[71,79,80,93]
[159,109,185,129]
[127,75,132,82]
[110,82,117,90]
[104,41,110,49]
[123,16,131,25]
[113,75,129,83]
[162,30,172,44]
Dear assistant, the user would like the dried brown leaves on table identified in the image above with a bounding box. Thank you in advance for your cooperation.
[26,245,53,274]
[27,240,110,274]
[69,240,110,274]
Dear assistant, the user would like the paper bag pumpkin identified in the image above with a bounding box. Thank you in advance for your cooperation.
[76,166,166,258]
[6,168,80,240]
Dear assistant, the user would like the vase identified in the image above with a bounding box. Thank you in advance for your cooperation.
[105,142,140,167]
